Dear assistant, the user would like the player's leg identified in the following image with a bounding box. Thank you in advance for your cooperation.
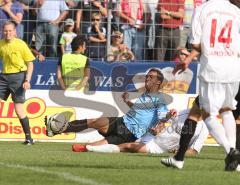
[174,97,200,161]
[232,85,240,150]
[72,117,136,152]
[200,81,240,171]
[220,108,236,149]
[161,103,200,169]
[86,144,121,153]
[14,103,33,144]
[200,81,232,154]
[72,139,111,152]
[236,120,240,151]
[84,142,147,153]
[45,114,113,136]
[64,117,111,134]
[84,139,162,154]
[118,142,147,153]
[161,96,201,169]
[11,72,33,145]
[71,118,121,152]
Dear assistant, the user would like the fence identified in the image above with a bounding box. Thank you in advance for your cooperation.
[0,0,202,61]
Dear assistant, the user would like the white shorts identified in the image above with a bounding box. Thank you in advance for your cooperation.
[145,139,165,154]
[199,80,239,115]
[137,133,165,154]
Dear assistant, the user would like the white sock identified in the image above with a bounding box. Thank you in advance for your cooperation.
[204,116,231,153]
[221,111,236,148]
[86,144,120,153]
[236,164,240,172]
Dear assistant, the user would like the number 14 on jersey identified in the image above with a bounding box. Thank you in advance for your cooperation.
[210,19,232,48]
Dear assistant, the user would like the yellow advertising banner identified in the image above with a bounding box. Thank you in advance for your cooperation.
[0,91,221,145]
[0,97,76,140]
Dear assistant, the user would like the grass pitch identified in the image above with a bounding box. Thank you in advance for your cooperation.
[0,142,240,185]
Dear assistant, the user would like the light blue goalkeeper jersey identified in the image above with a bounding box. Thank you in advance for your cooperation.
[123,92,168,139]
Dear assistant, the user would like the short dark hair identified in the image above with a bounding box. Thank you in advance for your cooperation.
[71,35,87,52]
[3,21,16,29]
[148,68,164,83]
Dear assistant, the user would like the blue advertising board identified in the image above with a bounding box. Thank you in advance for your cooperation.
[0,60,198,93]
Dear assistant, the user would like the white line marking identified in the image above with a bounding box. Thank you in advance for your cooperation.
[0,162,111,185]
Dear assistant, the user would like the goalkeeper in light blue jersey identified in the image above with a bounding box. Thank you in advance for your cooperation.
[45,68,175,151]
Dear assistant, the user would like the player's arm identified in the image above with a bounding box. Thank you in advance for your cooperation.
[149,109,177,135]
[149,122,166,136]
[173,46,200,75]
[117,3,135,26]
[75,59,90,90]
[92,1,107,17]
[23,62,33,90]
[160,7,184,20]
[183,45,200,66]
[57,57,66,90]
[122,92,134,107]
[30,48,45,62]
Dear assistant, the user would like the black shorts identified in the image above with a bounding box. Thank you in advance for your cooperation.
[102,117,137,145]
[0,72,26,103]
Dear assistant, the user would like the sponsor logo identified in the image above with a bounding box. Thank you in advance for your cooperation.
[0,97,76,140]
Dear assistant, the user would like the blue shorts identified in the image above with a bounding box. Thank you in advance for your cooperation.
[0,72,26,103]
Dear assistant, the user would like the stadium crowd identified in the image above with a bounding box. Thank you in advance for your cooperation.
[0,0,207,61]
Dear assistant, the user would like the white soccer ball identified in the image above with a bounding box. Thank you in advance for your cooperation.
[48,113,68,134]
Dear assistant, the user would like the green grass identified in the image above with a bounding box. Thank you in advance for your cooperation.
[0,142,240,185]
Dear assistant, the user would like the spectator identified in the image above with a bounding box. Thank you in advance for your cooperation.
[17,0,36,44]
[155,0,184,61]
[145,0,159,60]
[75,0,107,35]
[179,0,207,49]
[117,0,147,60]
[59,18,77,54]
[107,30,135,62]
[0,0,24,39]
[33,0,69,57]
[87,12,106,60]
[64,0,78,21]
[57,35,90,91]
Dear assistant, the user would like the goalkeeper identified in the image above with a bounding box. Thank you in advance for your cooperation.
[45,68,175,146]
[73,109,209,155]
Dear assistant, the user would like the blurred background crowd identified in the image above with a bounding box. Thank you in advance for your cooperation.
[0,0,206,62]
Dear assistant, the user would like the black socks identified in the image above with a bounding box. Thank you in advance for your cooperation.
[236,124,240,150]
[19,117,32,141]
[64,119,88,132]
[174,118,197,161]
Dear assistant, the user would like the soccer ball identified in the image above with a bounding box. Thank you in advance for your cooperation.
[45,113,69,136]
